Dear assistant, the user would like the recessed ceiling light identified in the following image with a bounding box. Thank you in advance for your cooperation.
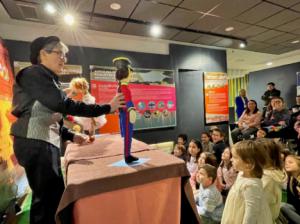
[225,27,234,32]
[266,62,273,66]
[291,40,299,44]
[64,14,74,26]
[44,3,56,14]
[239,42,246,48]
[110,3,121,10]
[150,24,162,37]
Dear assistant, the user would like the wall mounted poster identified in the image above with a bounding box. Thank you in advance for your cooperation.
[90,66,176,131]
[203,72,229,124]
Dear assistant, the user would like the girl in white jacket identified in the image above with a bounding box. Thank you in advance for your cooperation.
[257,138,286,222]
[221,140,273,224]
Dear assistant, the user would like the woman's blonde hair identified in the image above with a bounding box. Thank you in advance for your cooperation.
[233,140,267,178]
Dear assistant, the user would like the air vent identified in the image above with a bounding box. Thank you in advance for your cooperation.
[18,4,38,20]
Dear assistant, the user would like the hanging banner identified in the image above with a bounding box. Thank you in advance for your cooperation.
[0,39,30,205]
[90,66,176,131]
[0,39,15,169]
[203,72,229,124]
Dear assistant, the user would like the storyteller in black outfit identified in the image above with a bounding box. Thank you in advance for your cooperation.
[10,36,125,224]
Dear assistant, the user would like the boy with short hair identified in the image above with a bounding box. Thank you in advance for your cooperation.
[211,129,227,164]
[256,127,267,139]
[195,164,224,224]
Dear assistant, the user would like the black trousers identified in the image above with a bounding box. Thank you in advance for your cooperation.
[13,137,65,224]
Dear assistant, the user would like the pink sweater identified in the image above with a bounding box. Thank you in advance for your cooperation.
[238,111,261,129]
[217,165,237,190]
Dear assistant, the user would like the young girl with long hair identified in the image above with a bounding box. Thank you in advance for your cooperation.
[201,132,214,153]
[217,147,237,199]
[281,155,300,223]
[221,140,272,224]
[186,139,202,175]
[190,152,218,192]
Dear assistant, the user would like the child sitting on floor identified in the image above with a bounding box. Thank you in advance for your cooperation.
[194,164,224,224]
[172,144,186,161]
[186,139,202,175]
[281,154,300,223]
[217,147,237,201]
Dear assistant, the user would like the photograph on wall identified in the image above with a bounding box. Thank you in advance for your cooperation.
[203,72,229,124]
[90,65,176,131]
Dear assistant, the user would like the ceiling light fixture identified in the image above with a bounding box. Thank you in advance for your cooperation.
[239,42,246,48]
[85,13,247,47]
[64,14,74,26]
[291,40,299,44]
[110,3,121,10]
[44,3,56,14]
[150,24,162,37]
[266,62,273,66]
[225,27,234,32]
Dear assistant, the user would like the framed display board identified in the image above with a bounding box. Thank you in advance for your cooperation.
[203,72,229,124]
[90,66,176,131]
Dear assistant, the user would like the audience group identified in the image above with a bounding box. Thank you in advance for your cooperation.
[171,82,300,224]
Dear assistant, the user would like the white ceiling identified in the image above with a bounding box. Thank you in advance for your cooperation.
[1,1,300,73]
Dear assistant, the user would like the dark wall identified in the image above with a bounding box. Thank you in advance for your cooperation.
[4,39,227,144]
[248,62,300,110]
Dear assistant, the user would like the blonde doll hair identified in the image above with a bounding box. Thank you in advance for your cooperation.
[69,77,89,94]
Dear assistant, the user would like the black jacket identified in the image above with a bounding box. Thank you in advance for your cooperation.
[261,89,281,105]
[213,140,227,165]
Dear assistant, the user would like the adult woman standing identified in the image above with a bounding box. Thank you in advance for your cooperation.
[11,36,124,224]
[231,100,261,143]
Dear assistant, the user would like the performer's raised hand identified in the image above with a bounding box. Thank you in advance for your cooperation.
[109,93,125,113]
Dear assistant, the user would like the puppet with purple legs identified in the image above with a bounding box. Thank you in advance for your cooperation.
[113,57,139,164]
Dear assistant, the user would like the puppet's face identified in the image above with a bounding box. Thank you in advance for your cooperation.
[66,86,85,101]
[70,90,84,101]
[68,79,89,101]
[122,68,133,82]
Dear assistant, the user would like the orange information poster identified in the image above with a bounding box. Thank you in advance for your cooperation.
[204,72,229,124]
